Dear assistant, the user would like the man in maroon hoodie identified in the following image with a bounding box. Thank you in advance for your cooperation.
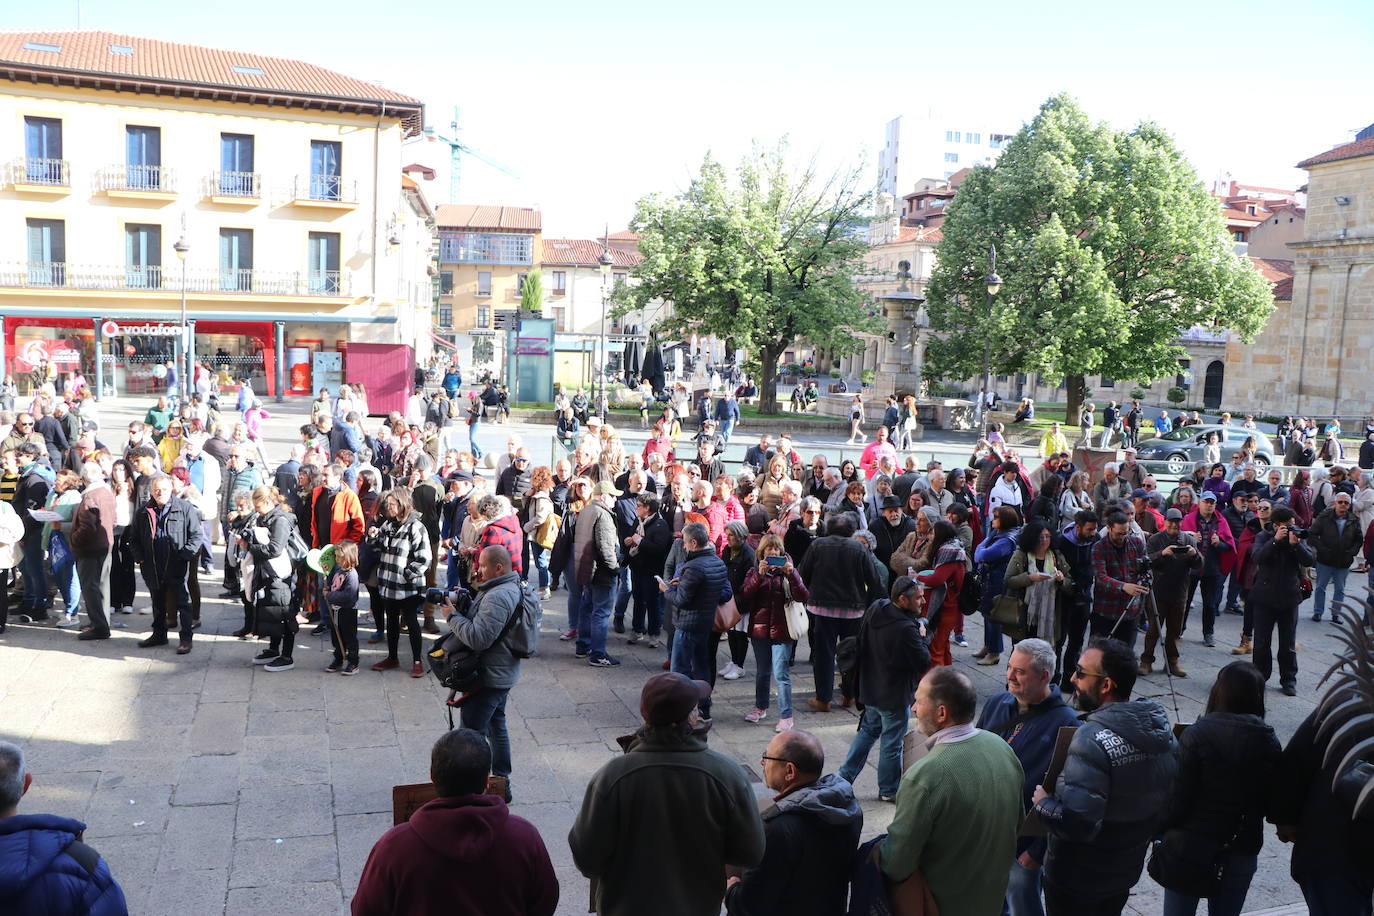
[352,728,558,916]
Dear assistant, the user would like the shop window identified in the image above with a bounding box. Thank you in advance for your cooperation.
[125,223,162,289]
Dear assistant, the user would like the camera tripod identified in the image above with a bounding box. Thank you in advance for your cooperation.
[1106,569,1185,726]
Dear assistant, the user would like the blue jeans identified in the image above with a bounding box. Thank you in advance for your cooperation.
[720,418,736,443]
[982,610,1005,655]
[1005,859,1045,916]
[52,557,81,617]
[575,581,615,657]
[670,627,713,717]
[1162,853,1258,916]
[630,569,662,636]
[563,558,582,631]
[1299,869,1374,916]
[613,566,631,623]
[812,614,860,704]
[838,705,909,797]
[1199,572,1224,636]
[750,637,793,717]
[468,418,483,460]
[1313,562,1349,619]
[20,536,48,613]
[530,543,550,590]
[459,686,512,778]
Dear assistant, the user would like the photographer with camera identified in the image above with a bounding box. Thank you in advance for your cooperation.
[1249,506,1316,696]
[1181,492,1235,648]
[1089,511,1149,649]
[1139,508,1201,677]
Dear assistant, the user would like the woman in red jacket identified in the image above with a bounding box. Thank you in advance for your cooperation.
[741,534,808,732]
[916,521,968,667]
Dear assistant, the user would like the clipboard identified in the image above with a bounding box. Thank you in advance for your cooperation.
[1019,726,1077,837]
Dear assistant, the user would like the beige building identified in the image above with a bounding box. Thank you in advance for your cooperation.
[1224,127,1374,418]
[1247,203,1307,259]
[0,31,430,398]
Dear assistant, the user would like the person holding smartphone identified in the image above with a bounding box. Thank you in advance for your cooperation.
[1140,508,1203,678]
[1247,506,1316,696]
[741,535,808,732]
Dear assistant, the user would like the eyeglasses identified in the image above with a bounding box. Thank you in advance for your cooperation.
[760,754,793,765]
[17,422,33,428]
[1072,665,1105,681]
[1257,505,1271,512]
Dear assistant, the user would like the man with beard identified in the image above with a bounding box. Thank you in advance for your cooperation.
[1138,508,1200,678]
[1031,638,1178,916]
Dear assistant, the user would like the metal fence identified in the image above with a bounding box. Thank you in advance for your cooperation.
[10,157,68,186]
[0,262,347,297]
[97,164,176,193]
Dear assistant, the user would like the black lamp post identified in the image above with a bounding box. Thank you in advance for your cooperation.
[974,244,1003,429]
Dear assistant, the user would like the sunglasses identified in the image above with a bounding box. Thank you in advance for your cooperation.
[1072,665,1105,681]
[18,422,33,427]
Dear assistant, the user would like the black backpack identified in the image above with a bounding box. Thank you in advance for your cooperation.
[958,566,984,616]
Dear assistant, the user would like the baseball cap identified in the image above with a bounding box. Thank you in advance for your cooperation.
[640,672,711,726]
[1199,491,1218,502]
[1131,488,1149,499]
[1165,508,1184,521]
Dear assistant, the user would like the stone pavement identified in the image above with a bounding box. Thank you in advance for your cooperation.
[2,395,1360,914]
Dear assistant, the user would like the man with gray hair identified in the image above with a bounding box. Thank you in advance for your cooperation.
[975,638,1081,916]
[0,741,128,913]
[1092,462,1131,517]
[71,463,116,641]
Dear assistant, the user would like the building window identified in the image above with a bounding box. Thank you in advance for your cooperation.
[551,270,567,294]
[126,125,162,190]
[439,231,532,265]
[476,271,492,296]
[1246,204,1256,215]
[613,271,627,286]
[23,116,63,184]
[476,305,490,328]
[967,132,981,144]
[437,304,452,328]
[219,133,256,196]
[517,272,528,294]
[1233,230,1246,241]
[307,232,341,293]
[1100,376,1115,388]
[944,153,959,163]
[552,307,566,331]
[219,228,253,291]
[440,271,454,294]
[125,223,162,289]
[990,133,1012,149]
[309,140,342,200]
[26,218,66,286]
[946,131,961,143]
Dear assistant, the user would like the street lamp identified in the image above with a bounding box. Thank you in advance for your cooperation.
[974,244,1004,430]
[174,236,190,401]
[597,231,613,420]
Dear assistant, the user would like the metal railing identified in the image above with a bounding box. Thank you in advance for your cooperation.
[0,262,347,297]
[10,157,69,186]
[205,170,260,198]
[293,173,355,203]
[97,164,176,193]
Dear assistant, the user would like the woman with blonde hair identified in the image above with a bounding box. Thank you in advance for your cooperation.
[755,455,791,518]
[1062,470,1094,517]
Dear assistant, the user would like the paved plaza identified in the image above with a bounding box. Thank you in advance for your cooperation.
[1,397,1359,914]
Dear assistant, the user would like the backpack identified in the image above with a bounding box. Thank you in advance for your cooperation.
[505,585,543,659]
[284,517,309,564]
[958,566,984,616]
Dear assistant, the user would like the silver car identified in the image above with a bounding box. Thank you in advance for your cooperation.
[1134,424,1278,475]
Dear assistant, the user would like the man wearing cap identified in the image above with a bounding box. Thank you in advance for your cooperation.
[1181,491,1235,647]
[837,577,931,801]
[1139,508,1201,676]
[1307,490,1362,624]
[1130,489,1163,535]
[573,480,623,667]
[867,494,914,573]
[569,672,765,916]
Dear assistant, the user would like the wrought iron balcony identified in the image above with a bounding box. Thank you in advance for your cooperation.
[97,164,176,194]
[0,262,347,297]
[292,173,357,204]
[205,170,261,199]
[9,157,69,187]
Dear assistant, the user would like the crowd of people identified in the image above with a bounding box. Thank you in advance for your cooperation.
[3,372,1373,916]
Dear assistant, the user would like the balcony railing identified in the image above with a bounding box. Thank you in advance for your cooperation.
[0,262,348,297]
[10,157,69,186]
[97,164,176,193]
[205,170,261,198]
[293,173,356,203]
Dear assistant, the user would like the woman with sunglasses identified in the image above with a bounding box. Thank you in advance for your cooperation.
[157,420,186,472]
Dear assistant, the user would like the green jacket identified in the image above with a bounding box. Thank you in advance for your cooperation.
[569,725,765,916]
[882,730,1025,916]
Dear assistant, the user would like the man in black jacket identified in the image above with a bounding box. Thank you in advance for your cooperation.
[692,439,724,482]
[626,492,671,648]
[867,495,914,573]
[836,577,930,801]
[13,443,53,622]
[1055,510,1099,691]
[1032,638,1178,916]
[1140,508,1201,678]
[662,521,730,720]
[1250,506,1318,696]
[798,514,882,711]
[131,475,204,654]
[726,730,863,916]
[610,471,647,633]
[1308,492,1362,624]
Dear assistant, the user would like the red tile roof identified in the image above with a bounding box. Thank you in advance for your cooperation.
[435,205,541,231]
[541,239,642,268]
[1250,257,1295,285]
[1222,208,1265,225]
[1298,136,1374,169]
[0,31,422,109]
[1272,276,1293,300]
[608,230,639,241]
[891,226,943,244]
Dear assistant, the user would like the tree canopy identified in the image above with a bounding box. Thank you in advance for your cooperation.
[614,143,880,412]
[923,93,1275,420]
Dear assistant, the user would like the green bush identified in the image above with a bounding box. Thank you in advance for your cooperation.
[828,368,842,378]
[1166,386,1187,405]
[1129,387,1148,400]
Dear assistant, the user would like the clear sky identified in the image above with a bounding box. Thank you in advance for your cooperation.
[15,0,1374,237]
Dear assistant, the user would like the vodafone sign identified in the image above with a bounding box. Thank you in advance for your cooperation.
[101,322,184,337]
[100,320,119,337]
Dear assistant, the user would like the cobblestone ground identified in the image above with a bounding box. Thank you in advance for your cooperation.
[1,397,1360,914]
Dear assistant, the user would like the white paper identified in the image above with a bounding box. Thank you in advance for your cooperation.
[27,509,64,522]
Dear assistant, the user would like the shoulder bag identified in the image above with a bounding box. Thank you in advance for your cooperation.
[781,576,810,641]
[713,596,741,633]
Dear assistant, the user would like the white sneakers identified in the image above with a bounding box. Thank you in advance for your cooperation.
[720,662,744,680]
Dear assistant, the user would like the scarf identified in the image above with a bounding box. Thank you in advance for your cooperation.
[933,540,967,569]
[1025,553,1057,638]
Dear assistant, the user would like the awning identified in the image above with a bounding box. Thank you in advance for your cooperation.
[431,333,457,350]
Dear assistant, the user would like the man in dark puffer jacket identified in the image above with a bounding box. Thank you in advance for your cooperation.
[1032,637,1178,916]
[663,521,731,720]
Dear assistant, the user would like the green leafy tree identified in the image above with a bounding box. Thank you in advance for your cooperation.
[924,94,1274,422]
[613,143,880,413]
[519,269,543,312]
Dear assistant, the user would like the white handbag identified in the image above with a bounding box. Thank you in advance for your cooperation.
[781,576,809,641]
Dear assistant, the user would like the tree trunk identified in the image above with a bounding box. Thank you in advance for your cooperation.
[1064,374,1086,425]
[758,341,784,415]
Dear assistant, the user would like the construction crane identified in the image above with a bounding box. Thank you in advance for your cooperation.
[423,106,518,204]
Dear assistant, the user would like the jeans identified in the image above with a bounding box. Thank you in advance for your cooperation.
[468,418,483,460]
[575,581,615,658]
[1313,562,1349,619]
[1250,599,1298,687]
[613,566,631,623]
[1299,869,1374,916]
[529,543,550,590]
[1005,859,1045,916]
[750,638,793,717]
[52,555,82,618]
[19,535,47,613]
[670,627,713,717]
[838,705,909,797]
[76,552,111,634]
[564,560,583,632]
[982,608,1005,655]
[1198,572,1224,637]
[811,614,860,704]
[1098,427,1115,449]
[1162,852,1258,916]
[459,686,512,778]
[720,418,736,443]
[630,568,662,636]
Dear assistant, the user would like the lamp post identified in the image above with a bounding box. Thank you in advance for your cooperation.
[973,244,1003,430]
[597,232,613,420]
[173,236,190,401]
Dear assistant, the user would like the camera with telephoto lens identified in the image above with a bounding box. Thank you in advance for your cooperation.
[1286,526,1309,540]
[425,587,466,605]
[1136,555,1153,573]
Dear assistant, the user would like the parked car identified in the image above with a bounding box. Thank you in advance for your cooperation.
[1134,424,1278,475]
